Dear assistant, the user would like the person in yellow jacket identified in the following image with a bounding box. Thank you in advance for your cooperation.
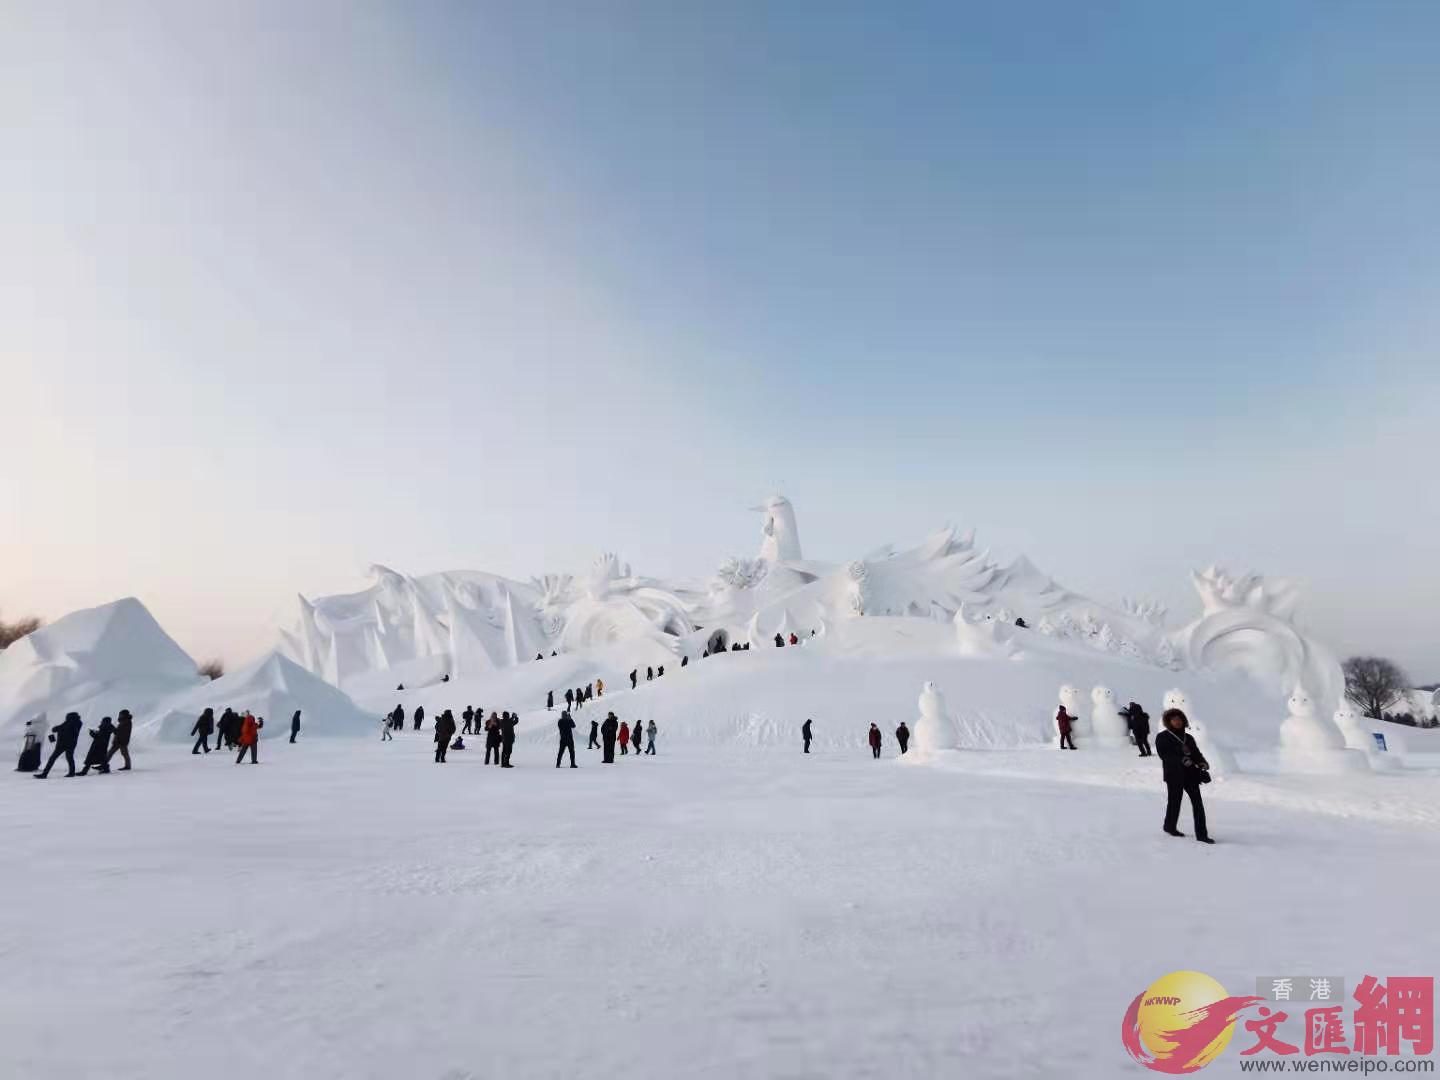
[595,678,604,698]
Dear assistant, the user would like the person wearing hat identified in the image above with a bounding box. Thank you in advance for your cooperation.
[236,712,262,764]
[36,712,83,778]
[107,709,134,770]
[1157,709,1213,843]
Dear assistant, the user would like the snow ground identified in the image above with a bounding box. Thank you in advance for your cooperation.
[3,735,1437,1080]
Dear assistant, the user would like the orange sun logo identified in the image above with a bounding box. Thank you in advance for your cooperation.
[1121,971,1262,1073]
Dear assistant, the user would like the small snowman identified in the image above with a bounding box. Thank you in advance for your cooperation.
[1163,687,1236,776]
[1279,684,1343,753]
[914,681,960,756]
[1088,685,1131,747]
[1331,701,1371,752]
[1059,684,1087,740]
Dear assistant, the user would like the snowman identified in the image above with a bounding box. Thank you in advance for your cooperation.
[1330,701,1372,753]
[1162,687,1236,776]
[1088,685,1132,747]
[1279,685,1344,753]
[1059,684,1087,740]
[914,681,960,756]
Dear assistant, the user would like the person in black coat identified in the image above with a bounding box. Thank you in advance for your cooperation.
[413,706,424,732]
[556,710,577,768]
[1121,702,1152,757]
[681,655,688,667]
[895,721,910,755]
[433,709,456,763]
[289,710,302,744]
[601,712,619,763]
[191,708,215,754]
[774,633,785,648]
[630,669,638,690]
[546,691,554,712]
[588,718,600,749]
[108,709,134,770]
[646,667,654,682]
[1156,709,1213,843]
[35,712,83,778]
[461,706,474,734]
[565,688,575,711]
[484,713,502,765]
[802,718,812,754]
[78,716,116,775]
[499,711,518,767]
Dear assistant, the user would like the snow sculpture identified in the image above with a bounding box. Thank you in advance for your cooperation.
[1330,701,1372,753]
[1276,684,1370,774]
[914,681,960,755]
[1176,566,1344,718]
[1088,685,1131,747]
[753,495,803,563]
[1059,684,1087,739]
[1162,688,1236,776]
[711,556,769,597]
[845,560,869,616]
[954,603,1017,658]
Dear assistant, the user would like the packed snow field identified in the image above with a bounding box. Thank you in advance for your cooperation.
[4,733,1437,1080]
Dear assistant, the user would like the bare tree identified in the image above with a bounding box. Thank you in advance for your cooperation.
[198,659,225,681]
[1342,656,1409,720]
[0,611,43,649]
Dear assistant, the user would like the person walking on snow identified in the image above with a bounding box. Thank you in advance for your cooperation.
[78,716,116,775]
[35,711,83,778]
[413,706,424,732]
[645,667,653,682]
[546,691,554,712]
[1056,704,1077,750]
[645,719,657,755]
[895,721,910,755]
[596,678,604,697]
[601,712,618,763]
[574,687,584,711]
[462,706,475,734]
[588,718,600,750]
[290,709,302,744]
[381,715,393,741]
[236,713,262,765]
[565,688,575,712]
[802,718,813,754]
[585,683,594,702]
[434,709,456,763]
[618,721,631,756]
[774,633,785,648]
[1157,709,1213,843]
[868,723,882,759]
[630,669,638,690]
[499,711,518,768]
[789,633,798,646]
[556,710,577,768]
[107,709,134,770]
[191,708,215,754]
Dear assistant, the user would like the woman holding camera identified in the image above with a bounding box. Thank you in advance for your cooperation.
[1156,708,1214,844]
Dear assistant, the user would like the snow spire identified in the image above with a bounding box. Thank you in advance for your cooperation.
[752,495,803,563]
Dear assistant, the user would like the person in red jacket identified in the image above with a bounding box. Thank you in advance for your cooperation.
[1056,705,1076,750]
[236,712,263,764]
[618,721,631,756]
[867,723,882,759]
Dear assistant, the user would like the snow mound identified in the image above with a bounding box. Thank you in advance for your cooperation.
[138,652,376,742]
[0,597,203,739]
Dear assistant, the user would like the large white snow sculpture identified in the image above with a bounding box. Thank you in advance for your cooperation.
[914,681,960,755]
[1276,684,1369,774]
[0,597,204,739]
[954,603,1017,658]
[139,652,375,742]
[753,494,803,563]
[1088,685,1132,748]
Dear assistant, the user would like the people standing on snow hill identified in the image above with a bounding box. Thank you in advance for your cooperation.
[774,633,785,648]
[657,665,664,678]
[546,691,554,712]
[646,667,653,682]
[601,712,619,763]
[895,721,910,755]
[618,721,631,756]
[391,705,405,731]
[595,678,604,697]
[413,706,424,732]
[236,713,262,765]
[433,709,456,763]
[36,712,83,778]
[588,718,600,750]
[108,709,134,770]
[484,712,501,765]
[78,716,116,776]
[500,711,518,768]
[191,708,215,754]
[1056,705,1077,750]
[680,656,688,667]
[645,719,657,755]
[289,710,302,744]
[802,718,813,754]
[789,633,798,646]
[868,723,883,759]
[630,669,638,690]
[462,706,474,734]
[1121,702,1152,757]
[217,708,236,749]
[1157,709,1213,844]
[556,710,577,768]
[565,688,574,712]
[381,715,393,741]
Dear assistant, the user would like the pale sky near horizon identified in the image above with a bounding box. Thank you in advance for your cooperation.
[2,2,1437,677]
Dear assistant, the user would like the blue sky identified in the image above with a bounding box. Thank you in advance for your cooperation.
[2,1,1437,674]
